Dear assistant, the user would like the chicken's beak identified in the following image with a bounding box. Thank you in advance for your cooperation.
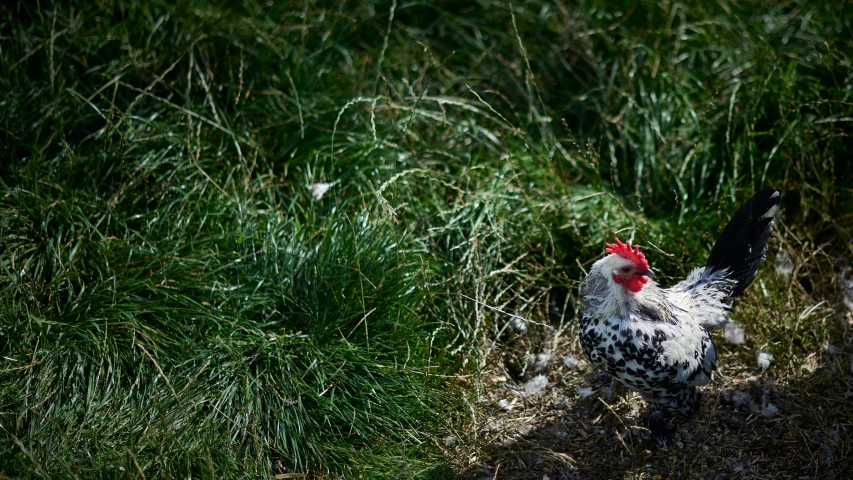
[638,269,655,278]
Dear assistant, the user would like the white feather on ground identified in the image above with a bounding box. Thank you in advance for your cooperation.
[508,317,528,334]
[307,182,335,199]
[775,250,794,276]
[527,351,551,373]
[723,322,746,345]
[561,354,582,369]
[761,402,780,417]
[576,386,595,399]
[757,352,774,371]
[838,263,853,311]
[514,375,549,399]
[732,390,752,407]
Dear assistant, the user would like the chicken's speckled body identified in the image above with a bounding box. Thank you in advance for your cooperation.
[580,265,733,414]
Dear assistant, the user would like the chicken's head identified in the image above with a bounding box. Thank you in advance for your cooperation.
[602,238,653,293]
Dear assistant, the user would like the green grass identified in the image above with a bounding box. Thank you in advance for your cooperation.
[1,0,852,478]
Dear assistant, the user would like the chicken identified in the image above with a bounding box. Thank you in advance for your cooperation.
[579,189,780,443]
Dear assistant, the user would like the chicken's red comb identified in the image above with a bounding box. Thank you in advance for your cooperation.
[605,238,649,270]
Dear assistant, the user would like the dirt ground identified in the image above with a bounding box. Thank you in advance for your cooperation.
[455,306,853,480]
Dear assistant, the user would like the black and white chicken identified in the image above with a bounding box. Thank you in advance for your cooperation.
[579,189,780,445]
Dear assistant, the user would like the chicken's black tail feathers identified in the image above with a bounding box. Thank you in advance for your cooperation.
[705,189,780,303]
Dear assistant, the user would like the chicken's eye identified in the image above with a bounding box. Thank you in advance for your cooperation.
[619,266,631,273]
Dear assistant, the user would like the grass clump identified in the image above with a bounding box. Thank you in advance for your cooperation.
[0,2,453,477]
[2,0,853,478]
[0,117,451,477]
